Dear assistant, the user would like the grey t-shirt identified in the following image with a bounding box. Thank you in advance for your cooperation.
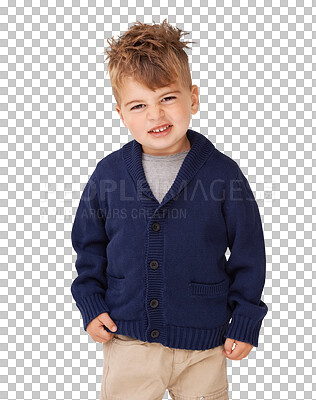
[142,149,190,203]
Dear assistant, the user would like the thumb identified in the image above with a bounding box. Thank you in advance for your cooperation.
[98,312,117,332]
[223,337,235,354]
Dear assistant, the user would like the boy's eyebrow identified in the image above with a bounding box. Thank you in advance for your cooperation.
[124,90,181,108]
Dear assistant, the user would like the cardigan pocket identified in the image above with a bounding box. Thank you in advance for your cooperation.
[104,274,125,312]
[188,279,228,297]
[185,279,231,327]
[105,273,144,320]
[106,273,125,289]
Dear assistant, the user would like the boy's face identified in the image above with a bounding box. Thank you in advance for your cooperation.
[115,77,199,156]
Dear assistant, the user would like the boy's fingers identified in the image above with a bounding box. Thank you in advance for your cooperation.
[223,337,235,354]
[98,312,117,332]
[95,332,114,343]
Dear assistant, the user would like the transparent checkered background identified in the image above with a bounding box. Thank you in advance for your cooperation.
[1,1,315,399]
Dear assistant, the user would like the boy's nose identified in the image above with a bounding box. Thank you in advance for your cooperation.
[147,105,165,118]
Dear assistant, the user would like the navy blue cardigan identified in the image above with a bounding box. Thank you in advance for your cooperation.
[71,129,268,350]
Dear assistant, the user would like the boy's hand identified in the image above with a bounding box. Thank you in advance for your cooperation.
[222,338,254,360]
[86,312,118,343]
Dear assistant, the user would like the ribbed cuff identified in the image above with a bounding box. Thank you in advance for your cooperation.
[224,313,264,347]
[75,293,110,331]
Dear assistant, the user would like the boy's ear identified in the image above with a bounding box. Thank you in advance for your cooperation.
[191,85,200,115]
[115,105,127,128]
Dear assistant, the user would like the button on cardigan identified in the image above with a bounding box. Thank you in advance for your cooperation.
[71,128,268,350]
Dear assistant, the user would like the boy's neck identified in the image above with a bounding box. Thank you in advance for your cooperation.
[142,136,191,156]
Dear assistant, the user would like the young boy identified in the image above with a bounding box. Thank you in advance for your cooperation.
[71,19,268,400]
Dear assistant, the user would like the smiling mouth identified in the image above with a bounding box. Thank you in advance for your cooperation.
[148,125,173,138]
[148,124,173,133]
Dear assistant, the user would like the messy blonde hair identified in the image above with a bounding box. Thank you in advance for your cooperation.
[104,19,196,108]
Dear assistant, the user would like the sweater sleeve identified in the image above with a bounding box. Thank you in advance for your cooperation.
[71,169,110,331]
[222,164,268,347]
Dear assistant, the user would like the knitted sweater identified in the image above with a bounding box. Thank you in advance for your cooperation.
[71,128,268,350]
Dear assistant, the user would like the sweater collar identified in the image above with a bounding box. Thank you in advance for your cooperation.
[122,128,215,209]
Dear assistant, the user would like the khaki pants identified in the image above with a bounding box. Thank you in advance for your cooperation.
[100,334,229,400]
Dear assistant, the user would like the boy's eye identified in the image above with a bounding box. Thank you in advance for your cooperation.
[131,104,145,110]
[130,96,176,110]
[162,96,176,102]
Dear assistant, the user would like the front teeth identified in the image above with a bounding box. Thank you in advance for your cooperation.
[151,125,171,133]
